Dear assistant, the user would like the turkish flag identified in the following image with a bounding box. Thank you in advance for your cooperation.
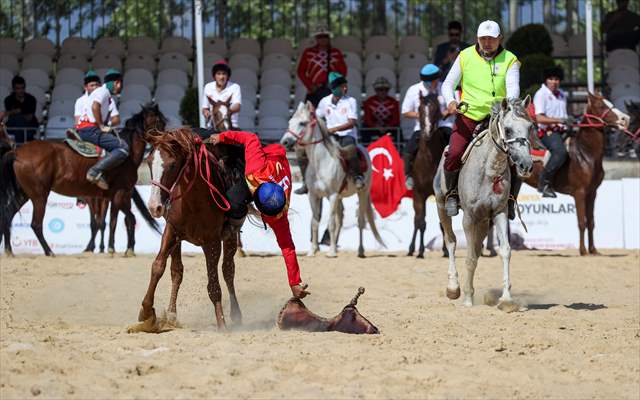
[367,135,406,218]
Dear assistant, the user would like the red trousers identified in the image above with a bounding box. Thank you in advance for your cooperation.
[444,114,482,172]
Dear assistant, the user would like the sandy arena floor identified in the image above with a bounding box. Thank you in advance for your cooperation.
[1,249,639,399]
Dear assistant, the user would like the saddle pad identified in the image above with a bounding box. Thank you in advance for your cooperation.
[64,138,106,158]
[530,137,570,166]
[66,128,82,141]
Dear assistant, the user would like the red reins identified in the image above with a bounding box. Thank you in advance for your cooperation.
[287,119,324,146]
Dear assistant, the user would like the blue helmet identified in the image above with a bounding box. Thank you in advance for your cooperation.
[254,182,286,216]
[420,64,440,82]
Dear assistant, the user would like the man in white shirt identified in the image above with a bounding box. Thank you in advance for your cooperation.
[74,70,120,128]
[315,71,364,189]
[533,66,571,198]
[75,68,128,190]
[201,60,241,130]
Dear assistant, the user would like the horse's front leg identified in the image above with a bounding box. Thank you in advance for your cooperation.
[203,240,226,330]
[107,204,118,255]
[437,203,459,299]
[327,194,340,258]
[307,193,322,257]
[165,241,183,327]
[586,190,600,255]
[574,190,588,256]
[356,192,368,258]
[222,236,242,324]
[462,214,487,307]
[493,212,512,302]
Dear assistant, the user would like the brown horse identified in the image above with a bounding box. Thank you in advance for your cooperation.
[0,104,165,256]
[407,93,448,258]
[128,128,245,333]
[522,93,629,255]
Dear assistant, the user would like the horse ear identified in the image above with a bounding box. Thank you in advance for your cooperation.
[522,94,532,108]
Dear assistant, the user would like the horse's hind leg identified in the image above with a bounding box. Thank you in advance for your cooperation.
[307,193,322,257]
[461,215,488,307]
[327,194,340,258]
[2,197,27,257]
[222,236,242,324]
[166,241,183,327]
[30,195,54,256]
[107,204,118,255]
[98,199,108,253]
[437,203,459,299]
[83,201,98,253]
[439,223,449,257]
[410,193,426,258]
[203,240,226,330]
[356,192,367,258]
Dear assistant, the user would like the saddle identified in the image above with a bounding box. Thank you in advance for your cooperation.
[64,129,106,158]
[530,135,572,166]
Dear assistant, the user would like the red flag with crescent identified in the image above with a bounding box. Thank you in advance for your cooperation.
[367,135,406,218]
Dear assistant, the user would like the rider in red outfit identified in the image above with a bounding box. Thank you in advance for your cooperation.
[210,130,309,299]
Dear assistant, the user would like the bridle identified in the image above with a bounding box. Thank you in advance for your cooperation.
[286,117,324,146]
[491,107,532,157]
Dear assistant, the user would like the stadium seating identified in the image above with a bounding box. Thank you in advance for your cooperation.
[364,52,396,72]
[127,36,158,57]
[23,37,55,58]
[46,115,75,139]
[229,53,260,73]
[259,98,289,117]
[264,38,293,57]
[260,84,290,104]
[160,36,192,58]
[0,54,19,74]
[607,49,639,70]
[0,68,13,87]
[124,54,156,72]
[52,84,82,101]
[95,37,126,57]
[343,51,363,73]
[608,65,640,86]
[297,38,315,55]
[60,36,92,58]
[229,37,261,58]
[399,36,428,55]
[365,36,395,56]
[155,83,186,100]
[398,52,428,71]
[121,84,152,103]
[22,54,53,73]
[55,68,85,88]
[48,99,75,117]
[124,68,155,90]
[365,67,396,96]
[21,68,51,91]
[260,69,291,88]
[158,52,190,73]
[258,116,288,141]
[158,99,181,117]
[158,69,188,89]
[333,35,362,54]
[0,37,21,58]
[611,81,640,100]
[58,54,90,71]
[238,114,256,131]
[204,37,227,56]
[231,68,258,92]
[92,53,122,70]
[262,53,292,71]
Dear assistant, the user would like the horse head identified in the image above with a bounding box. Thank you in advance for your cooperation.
[418,93,441,140]
[491,96,535,178]
[281,101,315,150]
[626,101,640,132]
[587,93,629,131]
[145,128,195,218]
[208,97,232,132]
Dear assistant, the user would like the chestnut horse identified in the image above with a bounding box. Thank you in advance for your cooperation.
[128,128,245,333]
[0,104,164,256]
[407,93,448,258]
[522,93,629,255]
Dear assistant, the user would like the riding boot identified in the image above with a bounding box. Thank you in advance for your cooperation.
[347,154,365,190]
[508,168,522,220]
[86,148,128,190]
[537,168,557,198]
[294,155,309,195]
[222,217,246,241]
[443,169,460,217]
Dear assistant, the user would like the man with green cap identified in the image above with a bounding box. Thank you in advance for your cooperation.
[74,70,120,128]
[75,68,127,190]
[314,71,364,189]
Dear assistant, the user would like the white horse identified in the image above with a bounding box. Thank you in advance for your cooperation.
[434,97,534,310]
[281,102,385,258]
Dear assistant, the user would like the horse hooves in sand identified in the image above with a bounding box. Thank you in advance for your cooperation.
[124,248,135,257]
[277,287,379,334]
[446,287,461,300]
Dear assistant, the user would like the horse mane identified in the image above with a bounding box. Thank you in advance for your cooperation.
[145,127,196,157]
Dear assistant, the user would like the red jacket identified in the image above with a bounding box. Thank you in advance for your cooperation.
[218,131,301,286]
[362,95,400,129]
[297,45,348,92]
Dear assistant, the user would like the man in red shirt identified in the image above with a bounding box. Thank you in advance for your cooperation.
[361,77,400,143]
[209,131,310,299]
[296,24,348,108]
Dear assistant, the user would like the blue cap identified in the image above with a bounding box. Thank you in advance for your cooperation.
[420,64,440,82]
[254,182,286,216]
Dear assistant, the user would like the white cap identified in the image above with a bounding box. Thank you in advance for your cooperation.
[477,20,501,38]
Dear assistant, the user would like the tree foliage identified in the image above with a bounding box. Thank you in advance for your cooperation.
[505,24,553,59]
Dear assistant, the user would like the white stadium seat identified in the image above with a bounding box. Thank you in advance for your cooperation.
[608,66,640,86]
[204,37,227,56]
[608,49,639,70]
[157,68,188,89]
[611,81,640,100]
[401,118,414,140]
[238,115,256,131]
[294,78,307,105]
[0,86,8,112]
[333,35,362,54]
[239,103,256,117]
[364,52,395,72]
[229,53,260,74]
[95,68,109,81]
[262,53,292,72]
[0,37,21,58]
[260,84,290,103]
[258,116,288,141]
[399,68,420,88]
[263,38,293,57]
[365,35,395,56]
[23,37,55,58]
[123,68,155,90]
[60,36,92,58]
[241,88,258,107]
[0,54,19,74]
[22,54,52,73]
[119,99,146,117]
[399,36,428,55]
[127,36,158,57]
[27,85,47,106]
[614,95,640,113]
[55,68,84,87]
[365,67,396,96]
[343,51,363,73]
[57,54,90,71]
[95,37,126,58]
[158,100,181,116]
[158,52,190,73]
[231,68,258,91]
[347,73,363,99]
[259,99,289,118]
[155,83,186,100]
[296,38,315,55]
[260,68,291,88]
[52,84,83,101]
[20,68,50,91]
[46,115,75,139]
[229,37,261,58]
[48,99,75,117]
[92,53,122,70]
[0,68,13,87]
[124,54,156,72]
[398,52,428,71]
[204,53,225,73]
[160,36,192,57]
[121,84,152,103]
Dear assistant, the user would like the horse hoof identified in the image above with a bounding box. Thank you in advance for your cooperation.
[236,248,246,258]
[446,287,461,300]
[483,290,500,307]
[416,253,424,259]
[357,253,365,259]
[108,248,115,255]
[160,310,180,329]
[497,300,521,313]
[326,252,338,258]
[128,310,159,333]
[83,248,94,253]
[124,248,135,257]
[589,249,601,256]
[306,251,316,257]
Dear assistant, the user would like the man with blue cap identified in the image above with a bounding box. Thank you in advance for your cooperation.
[209,130,310,299]
[75,68,127,190]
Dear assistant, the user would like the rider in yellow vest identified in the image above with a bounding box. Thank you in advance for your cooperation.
[441,20,521,218]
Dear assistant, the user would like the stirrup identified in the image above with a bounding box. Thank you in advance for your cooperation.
[294,185,308,195]
[86,171,109,190]
[444,192,459,216]
[540,184,557,198]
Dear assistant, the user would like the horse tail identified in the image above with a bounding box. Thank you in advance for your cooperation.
[0,151,22,245]
[365,196,386,248]
[132,187,161,234]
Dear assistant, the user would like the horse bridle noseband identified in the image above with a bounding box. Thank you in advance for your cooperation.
[287,119,324,146]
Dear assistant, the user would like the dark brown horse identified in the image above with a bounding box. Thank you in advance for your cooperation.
[407,93,448,258]
[128,128,244,333]
[522,93,629,255]
[0,104,164,256]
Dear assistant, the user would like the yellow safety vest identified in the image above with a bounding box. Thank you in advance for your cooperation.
[459,45,519,121]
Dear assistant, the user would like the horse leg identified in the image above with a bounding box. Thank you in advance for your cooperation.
[222,236,242,324]
[485,224,498,257]
[327,194,340,258]
[574,190,588,256]
[307,193,322,257]
[30,195,54,256]
[408,226,417,256]
[461,214,487,307]
[356,192,367,258]
[493,212,513,303]
[586,190,600,255]
[83,202,98,253]
[203,241,226,330]
[416,197,427,259]
[98,200,108,253]
[236,232,246,257]
[123,208,136,257]
[437,204,459,299]
[165,241,183,327]
[107,204,118,255]
[439,223,449,258]
[2,197,27,257]
[409,194,424,257]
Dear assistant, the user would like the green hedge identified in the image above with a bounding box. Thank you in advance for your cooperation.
[519,53,556,94]
[505,24,553,58]
[179,87,199,127]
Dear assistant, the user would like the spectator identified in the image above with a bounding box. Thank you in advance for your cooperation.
[3,76,38,143]
[433,21,469,81]
[361,77,400,144]
[602,0,640,52]
[202,60,241,130]
[297,24,348,108]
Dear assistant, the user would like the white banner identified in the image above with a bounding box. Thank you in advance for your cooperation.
[7,180,640,255]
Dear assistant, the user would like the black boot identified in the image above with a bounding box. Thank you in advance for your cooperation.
[222,217,245,241]
[86,148,128,190]
[537,169,557,198]
[294,155,309,195]
[444,169,459,216]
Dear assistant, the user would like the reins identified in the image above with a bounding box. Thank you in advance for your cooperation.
[287,119,324,146]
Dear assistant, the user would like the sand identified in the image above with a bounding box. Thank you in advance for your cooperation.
[1,249,639,399]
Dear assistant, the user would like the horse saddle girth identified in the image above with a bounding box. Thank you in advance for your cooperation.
[64,129,106,158]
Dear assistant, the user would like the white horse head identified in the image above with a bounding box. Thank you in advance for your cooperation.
[281,101,315,150]
[491,96,535,178]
